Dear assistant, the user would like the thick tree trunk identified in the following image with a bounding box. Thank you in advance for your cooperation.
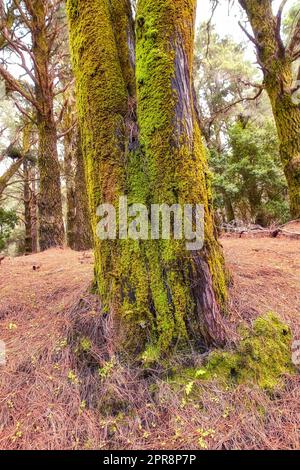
[37,121,65,250]
[67,0,228,357]
[239,0,300,218]
[30,0,64,250]
[22,123,38,254]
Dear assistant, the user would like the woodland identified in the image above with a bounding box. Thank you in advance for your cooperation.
[0,0,299,451]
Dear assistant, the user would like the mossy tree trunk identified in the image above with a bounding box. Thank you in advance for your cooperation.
[239,0,300,218]
[64,124,92,251]
[67,0,228,358]
[29,0,65,250]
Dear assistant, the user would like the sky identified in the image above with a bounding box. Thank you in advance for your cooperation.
[197,0,296,59]
[0,0,297,173]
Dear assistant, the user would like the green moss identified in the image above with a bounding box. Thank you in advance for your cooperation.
[201,313,294,390]
[67,0,229,359]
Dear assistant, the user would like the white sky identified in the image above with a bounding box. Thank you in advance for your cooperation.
[0,0,297,174]
[197,0,296,59]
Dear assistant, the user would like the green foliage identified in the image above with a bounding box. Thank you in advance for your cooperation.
[210,119,289,225]
[194,23,291,225]
[282,1,300,41]
[0,207,18,250]
[194,24,258,148]
[209,118,289,224]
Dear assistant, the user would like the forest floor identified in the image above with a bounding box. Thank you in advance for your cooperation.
[0,238,299,450]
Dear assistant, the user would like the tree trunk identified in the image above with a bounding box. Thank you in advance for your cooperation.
[30,0,65,250]
[239,0,300,218]
[30,165,38,253]
[64,126,92,251]
[223,193,235,222]
[67,0,228,358]
[64,129,76,250]
[23,158,32,254]
[73,131,92,251]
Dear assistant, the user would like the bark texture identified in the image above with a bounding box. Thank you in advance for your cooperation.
[29,0,65,250]
[67,0,228,358]
[64,126,92,251]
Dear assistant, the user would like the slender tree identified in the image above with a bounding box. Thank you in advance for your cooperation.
[62,90,92,251]
[238,0,300,218]
[67,0,228,358]
[0,0,65,249]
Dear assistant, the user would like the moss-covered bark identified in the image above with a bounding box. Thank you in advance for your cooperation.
[67,0,228,359]
[132,0,228,356]
[239,0,300,218]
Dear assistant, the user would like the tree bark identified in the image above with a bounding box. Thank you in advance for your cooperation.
[223,193,235,222]
[30,165,38,253]
[239,0,300,218]
[30,0,65,250]
[67,0,228,358]
[23,158,32,254]
[64,126,92,251]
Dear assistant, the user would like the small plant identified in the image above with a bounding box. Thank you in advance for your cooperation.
[98,358,116,380]
[197,428,215,449]
[67,370,79,385]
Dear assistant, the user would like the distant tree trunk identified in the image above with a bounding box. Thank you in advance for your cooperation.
[23,158,32,254]
[64,130,76,250]
[30,0,65,250]
[239,0,300,218]
[223,193,235,222]
[73,131,92,251]
[30,166,38,253]
[67,0,228,357]
[64,126,92,251]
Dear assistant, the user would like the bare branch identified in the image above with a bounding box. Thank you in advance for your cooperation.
[0,64,41,112]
